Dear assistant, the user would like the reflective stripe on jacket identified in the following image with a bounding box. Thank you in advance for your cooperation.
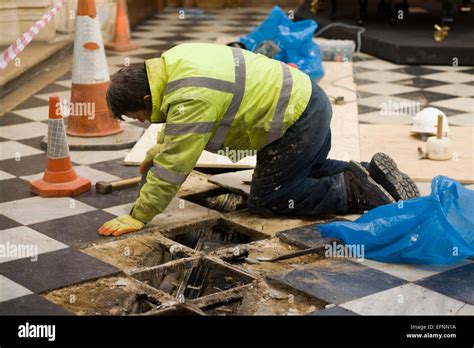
[131,43,312,222]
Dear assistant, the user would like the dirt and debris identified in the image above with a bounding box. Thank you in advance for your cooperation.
[43,276,178,316]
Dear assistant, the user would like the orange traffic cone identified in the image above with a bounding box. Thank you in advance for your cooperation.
[66,0,122,137]
[31,96,91,197]
[105,0,139,52]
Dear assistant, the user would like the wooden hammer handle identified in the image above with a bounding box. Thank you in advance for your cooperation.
[437,114,443,139]
[96,176,141,194]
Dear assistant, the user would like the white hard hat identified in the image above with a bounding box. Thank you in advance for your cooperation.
[412,107,449,136]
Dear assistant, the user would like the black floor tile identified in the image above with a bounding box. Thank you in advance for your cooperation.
[37,83,70,95]
[0,113,32,126]
[17,136,45,151]
[394,90,455,103]
[276,220,347,249]
[12,97,49,111]
[145,44,174,51]
[0,214,22,230]
[308,306,358,316]
[358,104,379,114]
[134,53,162,60]
[57,71,72,80]
[356,90,377,98]
[267,259,406,305]
[461,68,474,74]
[0,248,120,293]
[28,210,118,247]
[0,178,35,203]
[0,153,46,177]
[74,185,139,209]
[0,294,72,315]
[392,66,441,76]
[416,263,474,305]
[89,159,140,178]
[353,77,374,85]
[391,77,446,89]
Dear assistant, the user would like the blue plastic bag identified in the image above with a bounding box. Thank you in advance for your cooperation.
[320,176,474,265]
[239,6,324,81]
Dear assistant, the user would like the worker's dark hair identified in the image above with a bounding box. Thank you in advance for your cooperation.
[106,65,151,120]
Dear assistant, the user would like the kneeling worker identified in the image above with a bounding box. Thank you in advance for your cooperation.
[98,43,419,236]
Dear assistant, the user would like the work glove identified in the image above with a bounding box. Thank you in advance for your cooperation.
[98,215,145,237]
[140,143,162,174]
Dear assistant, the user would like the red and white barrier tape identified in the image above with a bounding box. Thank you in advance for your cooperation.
[0,0,65,71]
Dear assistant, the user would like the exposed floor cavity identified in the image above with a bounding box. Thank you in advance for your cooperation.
[82,232,196,272]
[130,257,256,302]
[161,218,268,253]
[182,188,247,212]
[43,276,178,315]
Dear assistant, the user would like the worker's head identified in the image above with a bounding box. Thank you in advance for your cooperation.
[106,66,152,123]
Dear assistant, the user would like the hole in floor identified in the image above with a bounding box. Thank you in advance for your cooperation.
[183,188,247,212]
[131,257,255,301]
[162,218,267,253]
[128,293,162,315]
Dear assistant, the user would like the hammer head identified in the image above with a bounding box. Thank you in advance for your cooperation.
[96,181,113,194]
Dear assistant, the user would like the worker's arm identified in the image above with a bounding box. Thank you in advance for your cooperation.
[140,124,166,174]
[98,98,217,236]
[131,98,217,222]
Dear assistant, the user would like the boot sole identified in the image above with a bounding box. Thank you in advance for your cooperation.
[348,161,395,206]
[369,152,420,201]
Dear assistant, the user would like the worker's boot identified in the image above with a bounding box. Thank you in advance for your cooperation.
[343,161,395,213]
[362,152,420,201]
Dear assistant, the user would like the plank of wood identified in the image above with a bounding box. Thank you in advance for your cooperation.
[123,123,256,168]
[359,125,474,183]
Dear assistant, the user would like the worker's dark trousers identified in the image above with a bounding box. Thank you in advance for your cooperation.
[248,80,349,216]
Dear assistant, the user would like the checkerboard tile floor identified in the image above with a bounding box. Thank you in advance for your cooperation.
[0,7,472,315]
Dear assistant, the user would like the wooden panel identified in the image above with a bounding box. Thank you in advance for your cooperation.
[359,125,474,184]
[123,124,256,168]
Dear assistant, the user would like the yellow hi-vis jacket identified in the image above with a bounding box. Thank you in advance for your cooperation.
[131,43,312,222]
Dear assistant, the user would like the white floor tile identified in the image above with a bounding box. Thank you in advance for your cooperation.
[340,283,474,315]
[425,83,474,97]
[354,59,405,71]
[358,95,420,114]
[0,226,68,263]
[12,105,50,122]
[431,97,473,113]
[35,90,71,104]
[0,170,15,180]
[54,80,72,88]
[0,196,96,225]
[20,166,121,186]
[423,65,471,71]
[69,149,129,165]
[357,82,418,96]
[130,38,168,47]
[448,113,474,127]
[103,203,133,217]
[0,275,32,302]
[0,141,43,161]
[423,71,474,84]
[0,122,48,141]
[354,70,412,83]
[356,258,473,282]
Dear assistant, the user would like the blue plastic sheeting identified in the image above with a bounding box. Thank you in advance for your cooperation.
[320,176,474,265]
[239,6,325,81]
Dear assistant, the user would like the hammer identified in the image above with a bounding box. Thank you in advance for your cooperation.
[96,176,141,194]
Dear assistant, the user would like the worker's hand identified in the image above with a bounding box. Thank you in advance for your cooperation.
[98,215,145,236]
[140,143,162,174]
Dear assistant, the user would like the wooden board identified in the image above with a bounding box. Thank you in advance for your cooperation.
[359,125,474,184]
[207,169,253,197]
[123,124,256,168]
